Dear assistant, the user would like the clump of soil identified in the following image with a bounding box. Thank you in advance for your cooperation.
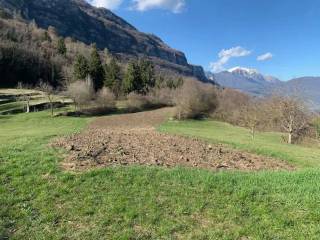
[51,108,293,172]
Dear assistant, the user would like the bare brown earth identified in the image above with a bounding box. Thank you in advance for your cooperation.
[52,108,293,171]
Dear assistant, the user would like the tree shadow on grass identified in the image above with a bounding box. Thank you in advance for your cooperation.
[56,103,170,118]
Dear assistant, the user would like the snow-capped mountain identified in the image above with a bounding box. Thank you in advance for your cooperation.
[207,67,282,96]
[207,67,320,109]
[228,67,260,76]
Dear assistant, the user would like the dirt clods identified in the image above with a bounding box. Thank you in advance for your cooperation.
[52,108,293,172]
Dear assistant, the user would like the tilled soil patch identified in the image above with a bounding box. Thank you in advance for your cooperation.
[89,107,176,130]
[52,128,293,172]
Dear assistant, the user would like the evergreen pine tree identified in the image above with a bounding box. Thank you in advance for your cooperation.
[123,61,139,94]
[122,59,156,94]
[104,58,122,97]
[139,59,155,93]
[57,38,67,56]
[73,54,89,80]
[89,44,104,90]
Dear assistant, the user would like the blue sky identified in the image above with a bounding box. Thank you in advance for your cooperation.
[87,0,320,80]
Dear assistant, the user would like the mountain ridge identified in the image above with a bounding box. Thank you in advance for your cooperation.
[207,67,320,108]
[0,0,209,82]
[208,67,281,96]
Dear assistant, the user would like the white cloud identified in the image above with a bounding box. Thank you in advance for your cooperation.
[88,0,123,10]
[209,46,251,72]
[257,52,273,61]
[131,0,185,13]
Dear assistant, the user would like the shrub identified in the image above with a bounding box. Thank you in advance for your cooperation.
[213,88,251,124]
[96,87,116,109]
[66,80,94,110]
[174,80,218,119]
[147,87,176,107]
[126,93,151,112]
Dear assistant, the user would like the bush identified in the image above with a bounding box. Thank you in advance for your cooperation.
[66,80,94,110]
[147,87,176,107]
[174,80,218,119]
[126,93,152,112]
[95,87,116,109]
[213,88,251,124]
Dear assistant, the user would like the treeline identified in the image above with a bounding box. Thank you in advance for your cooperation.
[0,16,184,91]
[0,18,67,87]
[71,44,181,96]
[161,81,318,145]
[0,42,59,87]
[213,89,317,144]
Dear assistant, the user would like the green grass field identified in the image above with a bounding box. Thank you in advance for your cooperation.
[159,120,320,169]
[0,89,71,115]
[3,111,320,239]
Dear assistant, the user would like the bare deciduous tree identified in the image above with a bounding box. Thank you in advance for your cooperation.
[38,81,55,116]
[17,82,32,113]
[66,80,94,111]
[275,96,310,144]
[174,79,218,120]
[213,88,250,125]
[96,87,115,108]
[240,100,262,140]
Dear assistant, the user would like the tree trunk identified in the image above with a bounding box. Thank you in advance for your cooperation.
[178,109,181,120]
[26,100,30,113]
[288,132,292,144]
[288,119,293,144]
[50,102,54,116]
[251,127,255,140]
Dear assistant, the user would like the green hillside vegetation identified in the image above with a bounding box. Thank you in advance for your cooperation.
[0,16,193,90]
[2,1,320,239]
[2,110,320,239]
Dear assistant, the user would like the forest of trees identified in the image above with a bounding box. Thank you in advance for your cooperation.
[0,15,184,94]
[72,46,159,96]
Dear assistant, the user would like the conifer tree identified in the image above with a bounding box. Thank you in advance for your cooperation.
[139,59,155,93]
[104,58,122,97]
[123,59,156,94]
[123,61,139,94]
[89,44,104,90]
[57,38,67,56]
[73,54,89,80]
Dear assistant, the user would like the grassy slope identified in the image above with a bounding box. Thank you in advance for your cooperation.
[2,113,320,239]
[0,89,71,114]
[159,120,320,168]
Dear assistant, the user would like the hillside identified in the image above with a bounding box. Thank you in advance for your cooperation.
[282,77,320,108]
[208,68,320,107]
[0,0,208,82]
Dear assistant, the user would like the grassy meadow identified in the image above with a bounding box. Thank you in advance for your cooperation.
[160,120,320,168]
[0,89,71,115]
[2,103,320,238]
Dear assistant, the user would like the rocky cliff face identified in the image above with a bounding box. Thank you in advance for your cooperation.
[0,0,209,81]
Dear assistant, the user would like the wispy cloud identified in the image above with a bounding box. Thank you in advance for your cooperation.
[88,0,123,10]
[257,52,273,61]
[209,46,251,72]
[131,0,186,13]
[87,0,186,12]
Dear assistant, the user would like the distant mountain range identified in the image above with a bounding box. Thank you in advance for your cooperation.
[207,67,320,108]
[0,0,208,82]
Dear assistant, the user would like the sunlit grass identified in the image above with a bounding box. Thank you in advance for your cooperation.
[159,120,320,168]
[0,88,72,114]
[2,111,320,239]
